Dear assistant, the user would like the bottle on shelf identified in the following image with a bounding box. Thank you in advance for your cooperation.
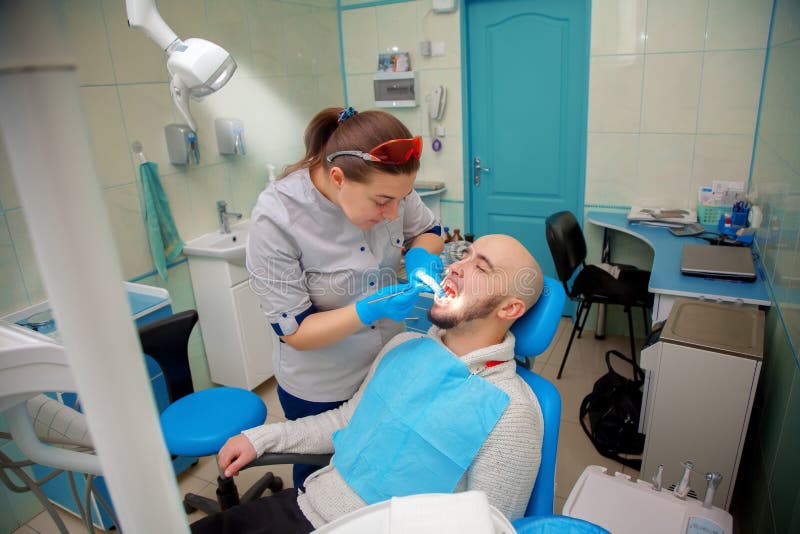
[443,226,453,243]
[452,229,463,242]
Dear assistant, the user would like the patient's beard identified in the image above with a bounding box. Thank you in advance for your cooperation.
[428,294,504,330]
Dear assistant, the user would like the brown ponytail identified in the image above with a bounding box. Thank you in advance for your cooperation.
[280,107,420,182]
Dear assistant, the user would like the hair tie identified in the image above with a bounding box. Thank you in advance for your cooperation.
[338,106,357,124]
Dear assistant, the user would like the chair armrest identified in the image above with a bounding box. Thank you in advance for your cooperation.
[244,452,332,470]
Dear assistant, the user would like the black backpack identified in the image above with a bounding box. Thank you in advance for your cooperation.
[579,349,646,470]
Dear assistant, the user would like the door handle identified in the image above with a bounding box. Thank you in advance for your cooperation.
[473,157,490,187]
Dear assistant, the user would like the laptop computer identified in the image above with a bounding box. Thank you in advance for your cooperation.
[680,244,757,281]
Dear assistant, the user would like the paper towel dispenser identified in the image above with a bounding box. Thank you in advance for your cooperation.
[374,71,418,108]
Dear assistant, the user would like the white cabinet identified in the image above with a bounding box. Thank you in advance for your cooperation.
[187,254,274,390]
[639,299,764,509]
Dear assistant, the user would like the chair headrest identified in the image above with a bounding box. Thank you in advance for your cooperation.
[510,277,566,359]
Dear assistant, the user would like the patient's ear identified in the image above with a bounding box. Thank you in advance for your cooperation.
[497,298,526,321]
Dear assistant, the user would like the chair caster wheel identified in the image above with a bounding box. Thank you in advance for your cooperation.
[269,477,284,493]
[183,501,197,514]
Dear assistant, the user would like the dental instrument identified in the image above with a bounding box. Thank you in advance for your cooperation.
[416,271,445,298]
[367,290,410,304]
[703,472,723,509]
[651,464,663,492]
[673,460,693,499]
[125,0,237,131]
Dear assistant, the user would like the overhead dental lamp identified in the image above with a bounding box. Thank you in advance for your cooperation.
[125,0,237,131]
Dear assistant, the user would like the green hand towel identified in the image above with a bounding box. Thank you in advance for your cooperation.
[139,162,184,280]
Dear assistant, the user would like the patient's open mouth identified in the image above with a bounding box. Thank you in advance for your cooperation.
[442,279,458,299]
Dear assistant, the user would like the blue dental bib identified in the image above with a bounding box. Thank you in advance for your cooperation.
[332,337,510,504]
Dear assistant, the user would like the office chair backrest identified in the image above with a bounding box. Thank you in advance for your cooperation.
[138,310,198,403]
[545,211,587,290]
[510,277,565,517]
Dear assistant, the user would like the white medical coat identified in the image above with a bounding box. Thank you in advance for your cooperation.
[246,168,440,401]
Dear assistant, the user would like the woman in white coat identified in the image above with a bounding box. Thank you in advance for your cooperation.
[246,107,444,487]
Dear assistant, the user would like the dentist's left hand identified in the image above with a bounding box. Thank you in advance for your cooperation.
[218,434,257,478]
[404,247,444,287]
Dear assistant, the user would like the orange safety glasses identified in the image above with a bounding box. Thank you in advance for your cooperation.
[326,136,422,165]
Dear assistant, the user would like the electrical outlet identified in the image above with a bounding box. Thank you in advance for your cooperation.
[420,40,432,57]
[431,41,446,57]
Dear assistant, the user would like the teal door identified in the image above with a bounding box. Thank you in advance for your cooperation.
[465,0,589,280]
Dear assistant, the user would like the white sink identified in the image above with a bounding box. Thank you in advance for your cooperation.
[183,219,250,266]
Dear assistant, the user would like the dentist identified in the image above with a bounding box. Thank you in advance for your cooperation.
[246,107,443,488]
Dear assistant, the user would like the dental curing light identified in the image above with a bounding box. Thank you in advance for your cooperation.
[125,0,237,131]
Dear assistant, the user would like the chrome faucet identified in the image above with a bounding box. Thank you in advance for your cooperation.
[217,200,242,234]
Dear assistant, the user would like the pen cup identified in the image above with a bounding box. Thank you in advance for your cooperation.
[731,209,749,227]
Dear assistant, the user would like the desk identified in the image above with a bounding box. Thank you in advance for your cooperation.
[587,211,770,322]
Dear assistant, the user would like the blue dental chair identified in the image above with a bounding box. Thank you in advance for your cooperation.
[246,276,566,521]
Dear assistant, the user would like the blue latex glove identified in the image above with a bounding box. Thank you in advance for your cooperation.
[355,283,421,325]
[404,248,444,287]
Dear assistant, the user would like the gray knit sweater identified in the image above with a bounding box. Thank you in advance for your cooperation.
[242,327,543,527]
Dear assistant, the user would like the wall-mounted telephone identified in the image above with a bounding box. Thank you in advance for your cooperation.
[428,85,447,120]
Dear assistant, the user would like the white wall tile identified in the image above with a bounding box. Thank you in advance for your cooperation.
[104,184,153,279]
[0,138,19,211]
[342,8,379,74]
[283,2,317,76]
[318,74,346,107]
[416,0,461,69]
[690,134,754,203]
[103,0,168,84]
[158,0,209,42]
[0,215,33,315]
[5,211,45,305]
[418,137,463,200]
[63,0,115,85]
[755,41,800,178]
[641,53,703,133]
[312,8,344,76]
[645,0,708,53]
[697,50,765,134]
[585,133,639,206]
[117,84,177,171]
[186,164,233,236]
[346,74,376,111]
[205,0,254,75]
[248,0,285,76]
[635,134,695,207]
[772,0,800,45]
[80,87,137,189]
[588,55,644,133]
[590,0,647,55]
[377,2,419,69]
[706,0,772,50]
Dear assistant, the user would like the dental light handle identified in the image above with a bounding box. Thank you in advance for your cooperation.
[703,472,723,509]
[170,74,197,132]
[125,0,179,51]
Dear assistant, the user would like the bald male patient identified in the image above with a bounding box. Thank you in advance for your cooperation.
[192,235,545,534]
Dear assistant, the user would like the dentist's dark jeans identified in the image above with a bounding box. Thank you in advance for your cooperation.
[276,385,346,489]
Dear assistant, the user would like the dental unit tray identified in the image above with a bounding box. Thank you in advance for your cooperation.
[563,465,732,534]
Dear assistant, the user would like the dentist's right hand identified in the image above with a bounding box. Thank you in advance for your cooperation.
[355,283,422,325]
[218,434,257,478]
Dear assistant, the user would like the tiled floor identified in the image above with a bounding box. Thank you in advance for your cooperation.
[14,318,642,533]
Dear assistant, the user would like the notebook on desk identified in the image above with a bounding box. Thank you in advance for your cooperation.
[680,244,757,281]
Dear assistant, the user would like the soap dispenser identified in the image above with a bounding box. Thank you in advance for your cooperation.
[165,124,199,165]
[215,118,246,155]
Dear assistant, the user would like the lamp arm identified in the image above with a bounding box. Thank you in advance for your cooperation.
[125,0,180,51]
[170,74,198,131]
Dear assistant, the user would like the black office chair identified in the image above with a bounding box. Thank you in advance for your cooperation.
[139,310,282,515]
[545,211,653,379]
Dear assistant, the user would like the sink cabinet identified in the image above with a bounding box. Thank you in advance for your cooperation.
[187,254,274,390]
